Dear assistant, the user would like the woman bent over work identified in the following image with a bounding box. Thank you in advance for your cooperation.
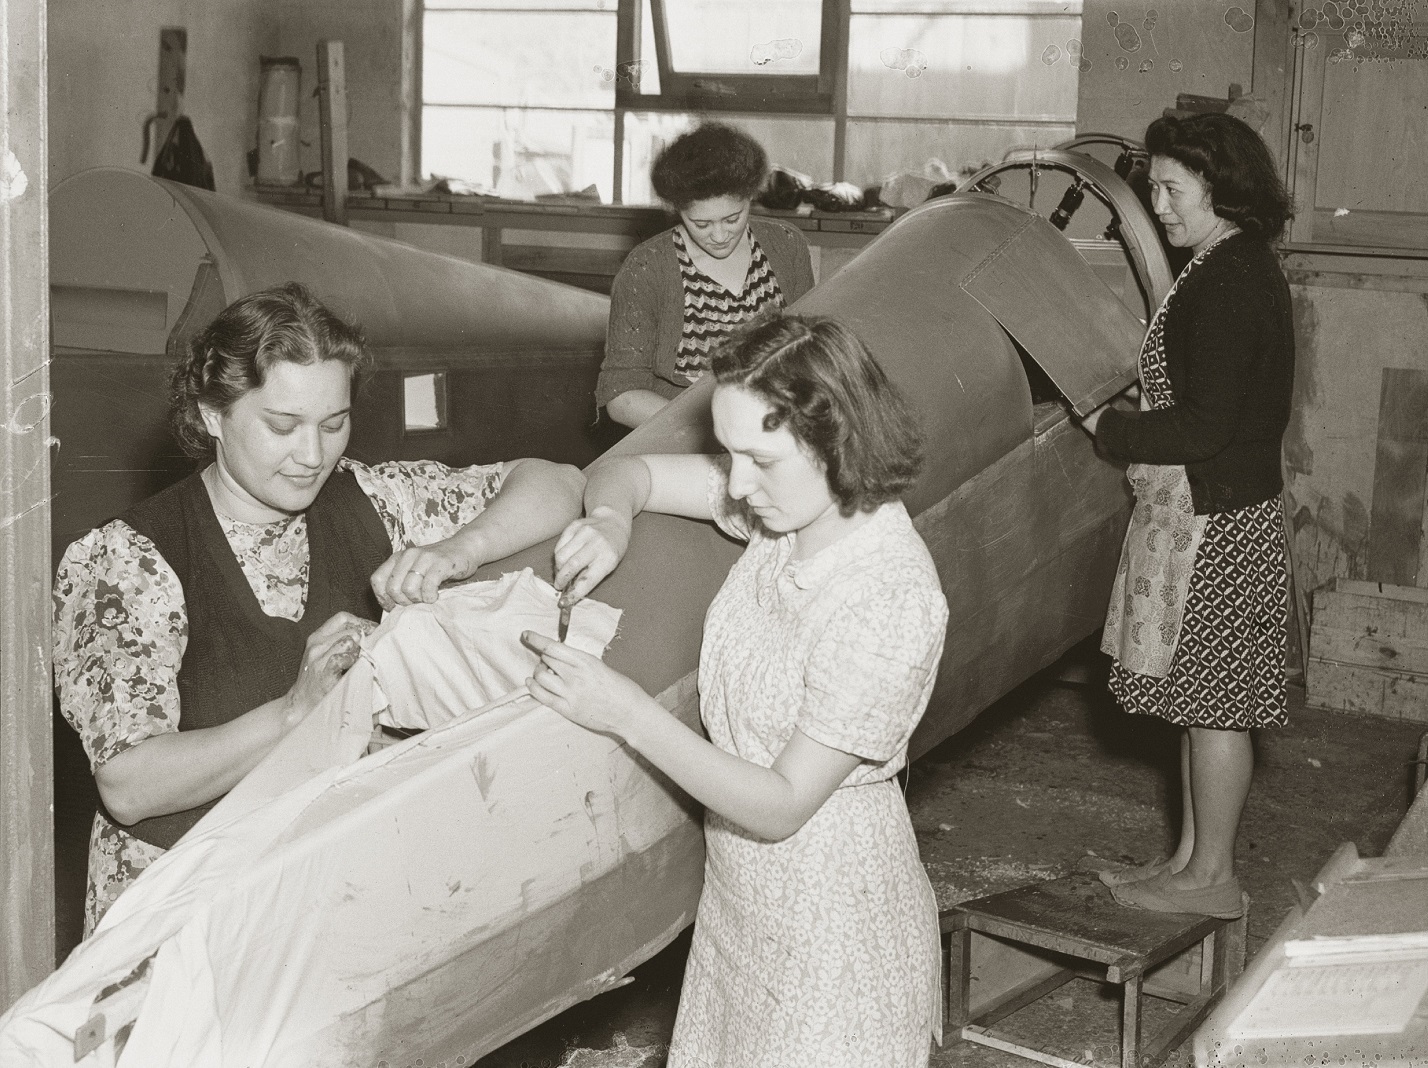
[53,283,584,936]
[1080,113,1295,920]
[527,315,947,1066]
[594,123,815,428]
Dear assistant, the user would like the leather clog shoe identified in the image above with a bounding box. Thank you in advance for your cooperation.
[1096,856,1173,888]
[1110,871,1245,920]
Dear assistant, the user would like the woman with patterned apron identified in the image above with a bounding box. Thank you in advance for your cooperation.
[1079,113,1296,920]
[595,123,815,428]
[53,283,584,936]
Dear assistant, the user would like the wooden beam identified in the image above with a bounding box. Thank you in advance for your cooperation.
[151,27,187,163]
[1,0,55,1010]
[399,1,422,187]
[830,0,851,182]
[317,40,349,226]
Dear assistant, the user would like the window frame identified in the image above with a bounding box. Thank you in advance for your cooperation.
[614,0,846,116]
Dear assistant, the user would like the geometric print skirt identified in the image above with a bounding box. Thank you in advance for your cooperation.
[1109,494,1290,729]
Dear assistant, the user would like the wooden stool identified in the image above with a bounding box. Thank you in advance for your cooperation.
[941,872,1247,1068]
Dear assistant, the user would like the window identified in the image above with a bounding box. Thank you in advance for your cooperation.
[421,0,1082,203]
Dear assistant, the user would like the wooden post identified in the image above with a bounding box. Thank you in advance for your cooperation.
[1,0,55,1011]
[399,0,422,188]
[151,27,188,162]
[317,40,349,226]
[830,0,851,182]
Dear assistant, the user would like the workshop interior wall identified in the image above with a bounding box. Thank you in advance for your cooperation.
[1075,0,1258,141]
[1283,275,1428,597]
[47,0,276,194]
[47,0,406,193]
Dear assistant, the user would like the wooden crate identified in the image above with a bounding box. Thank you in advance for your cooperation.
[1307,578,1428,722]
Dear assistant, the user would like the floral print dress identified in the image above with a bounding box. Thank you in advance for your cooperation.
[52,458,504,936]
[666,462,948,1068]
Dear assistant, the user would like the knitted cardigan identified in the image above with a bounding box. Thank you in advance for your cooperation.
[594,217,816,410]
[1097,232,1295,516]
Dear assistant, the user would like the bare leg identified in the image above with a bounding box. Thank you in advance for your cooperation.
[1163,726,1252,890]
[1167,730,1194,873]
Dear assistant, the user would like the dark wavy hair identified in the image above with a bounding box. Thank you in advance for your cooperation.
[650,123,768,210]
[169,282,370,459]
[1145,112,1294,241]
[712,315,923,516]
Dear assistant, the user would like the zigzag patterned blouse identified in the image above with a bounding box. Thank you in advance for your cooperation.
[672,226,785,384]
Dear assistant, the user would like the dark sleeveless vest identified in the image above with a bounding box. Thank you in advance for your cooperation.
[117,468,392,848]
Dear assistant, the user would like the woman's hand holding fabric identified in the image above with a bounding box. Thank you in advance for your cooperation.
[521,629,654,741]
[552,506,632,603]
[371,539,477,610]
[283,611,375,726]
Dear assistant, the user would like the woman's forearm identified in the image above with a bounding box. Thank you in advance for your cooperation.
[623,700,806,840]
[95,696,291,825]
[606,389,669,428]
[583,455,654,522]
[445,457,585,569]
[621,699,860,842]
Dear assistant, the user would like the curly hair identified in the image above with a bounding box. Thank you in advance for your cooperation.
[712,314,923,516]
[1145,112,1294,241]
[650,123,768,209]
[169,281,371,459]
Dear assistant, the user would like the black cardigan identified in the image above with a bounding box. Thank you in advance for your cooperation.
[1097,233,1294,515]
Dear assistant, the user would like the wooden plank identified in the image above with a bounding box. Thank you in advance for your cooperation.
[0,0,55,1008]
[399,0,421,188]
[316,40,349,226]
[1252,0,1293,175]
[1306,657,1428,722]
[1306,208,1428,253]
[1310,578,1428,674]
[1285,27,1325,245]
[1367,368,1428,585]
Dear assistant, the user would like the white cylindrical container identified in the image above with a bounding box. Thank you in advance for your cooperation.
[256,57,302,186]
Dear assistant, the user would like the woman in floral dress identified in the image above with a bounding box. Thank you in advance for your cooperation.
[526,315,947,1067]
[53,282,584,936]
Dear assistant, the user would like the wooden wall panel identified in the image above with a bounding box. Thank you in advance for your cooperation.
[1367,368,1428,586]
[1282,273,1428,616]
[1,0,54,1008]
[1315,57,1428,215]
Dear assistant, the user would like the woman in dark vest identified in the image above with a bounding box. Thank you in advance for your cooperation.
[53,282,584,936]
[595,123,815,428]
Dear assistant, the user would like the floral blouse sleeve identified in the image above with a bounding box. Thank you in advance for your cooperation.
[345,457,506,550]
[52,521,187,770]
[706,454,754,543]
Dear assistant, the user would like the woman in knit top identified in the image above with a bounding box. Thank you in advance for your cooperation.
[595,123,815,428]
[1081,113,1295,920]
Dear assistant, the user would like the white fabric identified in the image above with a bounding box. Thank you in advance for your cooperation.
[0,570,623,1068]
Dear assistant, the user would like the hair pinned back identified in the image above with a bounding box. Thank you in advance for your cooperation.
[712,314,923,515]
[169,281,370,459]
[1145,112,1294,241]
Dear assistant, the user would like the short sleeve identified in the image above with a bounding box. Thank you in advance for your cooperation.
[706,454,753,542]
[347,458,504,550]
[797,577,948,763]
[52,521,187,769]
